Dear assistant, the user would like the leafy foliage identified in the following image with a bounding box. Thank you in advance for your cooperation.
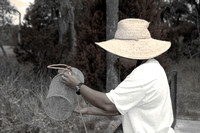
[14,3,70,74]
[0,0,18,47]
[119,0,169,41]
[74,0,107,91]
[117,0,170,78]
[0,0,16,25]
[0,24,18,46]
[161,0,200,59]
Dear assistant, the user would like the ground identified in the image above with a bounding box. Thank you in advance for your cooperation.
[175,119,200,133]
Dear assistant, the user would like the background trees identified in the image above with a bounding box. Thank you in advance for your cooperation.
[13,0,200,92]
[0,0,15,25]
[14,1,75,74]
[74,0,107,92]
[14,0,169,90]
[161,0,200,59]
[0,0,17,57]
[0,0,200,132]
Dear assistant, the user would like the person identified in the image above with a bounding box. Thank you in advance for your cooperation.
[60,18,174,133]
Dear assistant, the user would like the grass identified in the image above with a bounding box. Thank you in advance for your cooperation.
[0,57,115,133]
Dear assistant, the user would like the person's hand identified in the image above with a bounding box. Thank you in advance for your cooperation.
[58,69,66,74]
[57,65,72,74]
[58,66,81,89]
[74,98,88,114]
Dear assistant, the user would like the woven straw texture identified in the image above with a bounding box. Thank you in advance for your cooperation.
[43,67,84,121]
[95,18,171,59]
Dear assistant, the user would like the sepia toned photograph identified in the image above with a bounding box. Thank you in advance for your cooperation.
[0,0,200,133]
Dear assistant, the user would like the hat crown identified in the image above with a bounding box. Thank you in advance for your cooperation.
[114,18,151,40]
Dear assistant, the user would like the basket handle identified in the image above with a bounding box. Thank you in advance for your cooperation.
[47,64,72,75]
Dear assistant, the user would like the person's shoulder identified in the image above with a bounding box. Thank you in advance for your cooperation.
[134,59,160,71]
[129,59,163,79]
[141,59,161,70]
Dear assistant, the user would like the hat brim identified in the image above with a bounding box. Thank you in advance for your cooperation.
[95,38,171,60]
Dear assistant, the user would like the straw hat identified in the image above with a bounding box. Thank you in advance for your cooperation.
[95,18,171,59]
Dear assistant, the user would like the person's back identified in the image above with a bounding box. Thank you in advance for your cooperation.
[107,59,174,133]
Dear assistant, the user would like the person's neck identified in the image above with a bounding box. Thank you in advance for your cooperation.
[135,60,147,68]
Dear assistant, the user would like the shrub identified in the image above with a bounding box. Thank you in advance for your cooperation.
[14,3,70,75]
[74,0,107,91]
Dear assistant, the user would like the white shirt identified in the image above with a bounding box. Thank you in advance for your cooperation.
[106,59,174,133]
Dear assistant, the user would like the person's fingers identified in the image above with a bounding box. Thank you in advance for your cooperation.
[62,75,69,82]
[58,69,66,74]
[73,108,80,114]
[64,70,72,77]
[63,72,69,77]
[74,104,82,113]
[61,75,75,88]
[66,65,72,70]
[74,104,81,111]
[81,108,88,114]
[58,70,62,74]
[80,98,87,108]
[73,107,88,114]
[66,66,72,74]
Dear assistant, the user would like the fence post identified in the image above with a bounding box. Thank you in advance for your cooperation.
[167,71,178,128]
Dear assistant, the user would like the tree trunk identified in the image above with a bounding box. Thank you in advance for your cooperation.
[0,44,7,57]
[16,10,21,44]
[106,0,120,92]
[59,0,76,60]
[167,71,177,128]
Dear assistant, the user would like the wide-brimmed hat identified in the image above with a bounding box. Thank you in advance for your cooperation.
[95,18,171,59]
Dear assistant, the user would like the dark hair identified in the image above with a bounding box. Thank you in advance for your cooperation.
[115,59,146,81]
[135,60,145,68]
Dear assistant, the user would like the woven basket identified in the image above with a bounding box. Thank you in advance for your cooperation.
[43,67,84,121]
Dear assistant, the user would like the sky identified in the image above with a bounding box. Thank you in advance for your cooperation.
[9,0,34,25]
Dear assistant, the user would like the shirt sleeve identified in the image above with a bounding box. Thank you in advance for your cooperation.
[106,68,156,115]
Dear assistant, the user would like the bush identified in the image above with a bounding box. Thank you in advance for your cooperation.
[74,0,107,91]
[14,3,70,75]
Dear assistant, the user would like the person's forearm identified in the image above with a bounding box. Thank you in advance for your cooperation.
[61,72,119,113]
[79,85,118,113]
[87,106,119,116]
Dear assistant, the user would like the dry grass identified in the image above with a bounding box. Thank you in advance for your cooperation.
[0,57,116,133]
